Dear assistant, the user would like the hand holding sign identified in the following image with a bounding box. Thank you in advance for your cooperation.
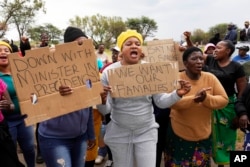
[8,40,103,125]
[108,61,179,98]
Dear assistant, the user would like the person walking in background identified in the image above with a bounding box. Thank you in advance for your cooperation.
[38,26,96,167]
[98,29,191,167]
[19,36,31,56]
[164,47,228,167]
[99,46,120,73]
[235,83,250,151]
[224,23,238,45]
[203,40,247,167]
[96,44,109,66]
[0,41,36,167]
[239,21,250,42]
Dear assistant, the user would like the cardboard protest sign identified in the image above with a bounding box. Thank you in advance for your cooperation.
[107,61,179,98]
[142,39,185,71]
[174,42,185,71]
[8,40,103,126]
[142,39,176,63]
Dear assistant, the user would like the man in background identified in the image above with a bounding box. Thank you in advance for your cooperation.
[232,45,250,64]
[39,32,49,47]
[96,44,109,66]
[240,21,250,42]
[224,23,238,44]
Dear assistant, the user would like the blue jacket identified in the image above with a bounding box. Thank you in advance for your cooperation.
[232,54,250,65]
[224,29,238,44]
[38,107,95,140]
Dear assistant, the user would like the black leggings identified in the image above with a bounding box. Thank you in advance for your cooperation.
[155,108,170,167]
[0,121,25,167]
[85,160,95,167]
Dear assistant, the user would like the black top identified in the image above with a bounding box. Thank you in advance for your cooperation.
[204,55,245,96]
[19,40,31,56]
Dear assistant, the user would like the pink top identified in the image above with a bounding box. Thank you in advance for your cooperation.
[0,79,7,122]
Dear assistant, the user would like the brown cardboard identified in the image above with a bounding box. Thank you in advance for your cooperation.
[142,39,185,71]
[174,42,186,71]
[107,61,179,98]
[142,39,176,62]
[8,40,103,126]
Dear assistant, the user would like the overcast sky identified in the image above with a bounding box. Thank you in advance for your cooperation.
[5,0,250,42]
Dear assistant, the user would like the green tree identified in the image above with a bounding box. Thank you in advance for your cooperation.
[27,24,62,44]
[207,23,228,41]
[0,0,46,39]
[0,0,23,38]
[191,29,207,45]
[44,24,62,44]
[126,16,158,41]
[27,26,45,42]
[69,14,126,48]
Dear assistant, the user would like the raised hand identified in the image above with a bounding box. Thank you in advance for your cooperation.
[176,79,191,97]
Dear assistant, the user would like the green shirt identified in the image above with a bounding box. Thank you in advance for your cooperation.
[0,72,21,116]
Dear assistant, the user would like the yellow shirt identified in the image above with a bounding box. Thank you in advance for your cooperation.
[170,71,228,141]
[85,108,102,161]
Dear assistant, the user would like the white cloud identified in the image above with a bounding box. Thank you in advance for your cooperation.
[4,0,250,42]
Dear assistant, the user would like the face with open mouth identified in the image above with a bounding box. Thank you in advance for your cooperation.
[213,41,231,60]
[184,51,204,75]
[0,45,11,67]
[121,37,142,65]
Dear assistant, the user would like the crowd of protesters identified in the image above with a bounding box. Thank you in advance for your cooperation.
[1,20,250,167]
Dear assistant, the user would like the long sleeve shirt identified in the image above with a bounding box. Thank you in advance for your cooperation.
[170,71,228,141]
[100,61,181,130]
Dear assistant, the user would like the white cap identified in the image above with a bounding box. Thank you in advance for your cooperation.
[112,46,120,52]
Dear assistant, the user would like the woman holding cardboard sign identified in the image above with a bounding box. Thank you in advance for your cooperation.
[97,29,191,167]
[38,27,95,167]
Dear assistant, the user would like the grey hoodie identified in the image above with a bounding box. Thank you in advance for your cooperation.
[99,61,181,130]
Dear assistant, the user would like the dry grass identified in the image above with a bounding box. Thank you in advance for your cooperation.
[236,129,245,150]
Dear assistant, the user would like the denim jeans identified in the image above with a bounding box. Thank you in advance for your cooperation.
[98,146,108,157]
[8,120,35,167]
[98,124,108,157]
[244,130,250,151]
[39,133,88,167]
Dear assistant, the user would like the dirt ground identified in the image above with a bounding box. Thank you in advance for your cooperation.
[18,130,244,167]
